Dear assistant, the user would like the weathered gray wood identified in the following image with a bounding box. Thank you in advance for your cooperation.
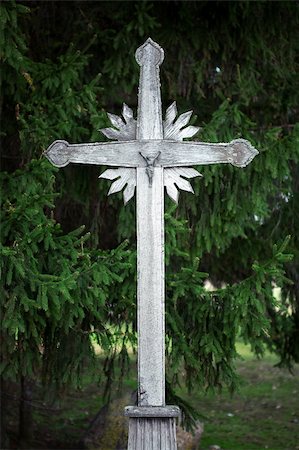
[46,138,257,170]
[135,38,164,141]
[125,406,180,418]
[137,166,165,406]
[163,101,201,141]
[136,39,165,407]
[99,168,136,204]
[127,417,177,450]
[164,167,202,204]
[101,103,137,141]
[45,139,138,168]
[158,138,258,168]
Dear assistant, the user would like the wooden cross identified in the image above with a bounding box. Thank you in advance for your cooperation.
[45,38,258,449]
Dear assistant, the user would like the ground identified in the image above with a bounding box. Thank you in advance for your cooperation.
[5,343,299,450]
[184,344,299,450]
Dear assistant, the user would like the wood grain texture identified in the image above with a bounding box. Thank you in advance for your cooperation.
[45,139,258,169]
[135,38,166,408]
[45,140,139,168]
[135,38,164,141]
[127,417,177,450]
[137,167,165,406]
[136,139,258,168]
[125,406,180,418]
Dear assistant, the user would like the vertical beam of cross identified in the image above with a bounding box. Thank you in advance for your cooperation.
[135,40,165,406]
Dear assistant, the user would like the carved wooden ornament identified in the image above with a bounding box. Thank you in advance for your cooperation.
[45,38,258,205]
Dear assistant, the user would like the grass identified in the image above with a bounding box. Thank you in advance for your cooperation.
[181,343,299,450]
[8,342,299,449]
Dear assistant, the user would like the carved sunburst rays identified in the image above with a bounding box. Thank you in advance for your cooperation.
[99,168,136,205]
[163,102,201,141]
[101,104,137,141]
[99,102,202,204]
[163,102,202,203]
[99,104,137,204]
[164,167,202,204]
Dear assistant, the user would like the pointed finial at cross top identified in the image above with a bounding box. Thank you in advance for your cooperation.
[45,38,258,204]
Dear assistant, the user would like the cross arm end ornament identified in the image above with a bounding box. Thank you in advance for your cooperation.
[228,138,259,167]
[44,140,70,168]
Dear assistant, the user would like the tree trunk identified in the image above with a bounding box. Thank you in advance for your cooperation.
[18,376,33,444]
[0,377,10,449]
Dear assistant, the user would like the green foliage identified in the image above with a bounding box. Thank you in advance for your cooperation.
[1,0,299,435]
[0,2,30,99]
[0,159,134,391]
[166,239,293,391]
[181,101,298,258]
[17,47,106,158]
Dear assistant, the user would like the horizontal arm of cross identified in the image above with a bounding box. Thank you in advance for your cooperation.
[45,138,258,169]
[45,140,141,168]
[161,138,258,168]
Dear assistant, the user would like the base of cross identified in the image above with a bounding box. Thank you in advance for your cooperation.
[124,405,180,450]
